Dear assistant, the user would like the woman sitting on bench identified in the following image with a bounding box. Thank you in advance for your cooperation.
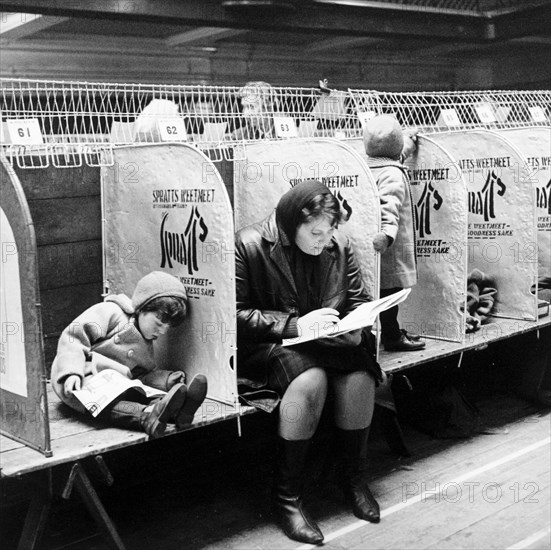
[235,180,382,545]
[51,271,208,439]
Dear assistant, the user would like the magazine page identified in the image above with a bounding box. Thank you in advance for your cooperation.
[282,288,411,347]
[72,369,166,417]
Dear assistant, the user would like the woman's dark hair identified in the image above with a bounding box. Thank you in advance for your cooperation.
[140,296,187,327]
[298,192,348,227]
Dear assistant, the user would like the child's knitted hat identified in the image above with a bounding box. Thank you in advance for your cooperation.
[363,114,404,159]
[131,271,188,311]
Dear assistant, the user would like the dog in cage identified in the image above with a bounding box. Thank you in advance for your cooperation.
[133,98,181,142]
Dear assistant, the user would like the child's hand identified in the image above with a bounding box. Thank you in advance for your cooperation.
[401,128,419,161]
[167,371,186,388]
[373,232,392,253]
[63,375,81,397]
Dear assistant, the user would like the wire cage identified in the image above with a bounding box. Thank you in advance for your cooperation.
[226,83,362,141]
[348,89,551,133]
[2,78,549,169]
[0,78,364,169]
[0,78,243,168]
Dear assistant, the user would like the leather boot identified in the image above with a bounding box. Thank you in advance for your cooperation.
[384,333,425,351]
[175,374,208,429]
[336,427,381,523]
[105,399,147,431]
[140,383,187,438]
[272,438,324,545]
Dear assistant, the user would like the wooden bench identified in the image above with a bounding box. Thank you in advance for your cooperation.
[0,385,255,550]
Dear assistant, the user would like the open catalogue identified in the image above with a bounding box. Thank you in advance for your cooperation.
[72,364,166,417]
[282,287,411,347]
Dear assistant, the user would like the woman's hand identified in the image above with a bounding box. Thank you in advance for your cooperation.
[318,328,362,347]
[296,308,340,342]
[63,375,81,397]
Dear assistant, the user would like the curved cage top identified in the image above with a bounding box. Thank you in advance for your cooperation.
[1,78,550,168]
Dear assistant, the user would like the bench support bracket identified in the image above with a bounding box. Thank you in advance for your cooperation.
[18,457,126,550]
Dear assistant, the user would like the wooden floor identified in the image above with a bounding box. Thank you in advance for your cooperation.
[1,390,549,550]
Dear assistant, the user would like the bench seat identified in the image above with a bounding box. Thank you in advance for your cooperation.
[0,385,256,478]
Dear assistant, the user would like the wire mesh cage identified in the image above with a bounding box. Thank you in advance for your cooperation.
[0,78,366,168]
[0,78,245,167]
[2,78,550,169]
[348,89,551,133]
[226,82,362,141]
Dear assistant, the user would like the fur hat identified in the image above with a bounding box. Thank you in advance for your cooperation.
[131,271,188,311]
[363,115,404,159]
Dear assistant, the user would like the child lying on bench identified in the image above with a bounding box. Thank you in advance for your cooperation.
[51,271,208,438]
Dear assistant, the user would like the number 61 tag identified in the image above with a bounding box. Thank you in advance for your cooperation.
[6,118,44,145]
[157,117,188,141]
[274,116,298,138]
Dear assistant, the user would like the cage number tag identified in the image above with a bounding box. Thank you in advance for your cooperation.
[274,117,298,138]
[440,109,461,127]
[157,118,188,141]
[528,106,547,123]
[6,119,44,145]
[474,104,496,123]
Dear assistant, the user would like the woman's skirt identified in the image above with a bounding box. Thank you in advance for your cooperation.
[237,337,382,412]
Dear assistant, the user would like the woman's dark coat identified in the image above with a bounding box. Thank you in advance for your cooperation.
[235,210,374,386]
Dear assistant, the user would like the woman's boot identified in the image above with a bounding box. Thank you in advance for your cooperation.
[336,427,381,523]
[272,437,324,545]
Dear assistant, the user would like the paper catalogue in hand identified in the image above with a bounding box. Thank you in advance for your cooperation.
[72,368,166,417]
[282,288,411,347]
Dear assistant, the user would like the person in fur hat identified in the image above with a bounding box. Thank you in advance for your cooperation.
[51,271,208,438]
[364,114,425,351]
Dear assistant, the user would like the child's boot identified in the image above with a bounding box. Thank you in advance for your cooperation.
[140,383,187,438]
[175,374,208,429]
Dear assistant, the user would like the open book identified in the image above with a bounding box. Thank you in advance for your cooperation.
[72,368,166,417]
[282,288,411,347]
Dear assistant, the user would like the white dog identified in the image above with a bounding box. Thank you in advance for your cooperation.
[133,98,180,142]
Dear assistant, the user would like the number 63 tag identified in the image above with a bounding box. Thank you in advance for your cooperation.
[274,116,298,138]
[157,117,188,141]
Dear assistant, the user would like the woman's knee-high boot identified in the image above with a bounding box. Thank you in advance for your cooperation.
[336,427,381,523]
[272,437,324,545]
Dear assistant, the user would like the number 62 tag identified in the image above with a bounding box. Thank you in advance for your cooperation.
[157,117,188,141]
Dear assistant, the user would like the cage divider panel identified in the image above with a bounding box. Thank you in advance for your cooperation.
[403,137,468,341]
[234,138,380,297]
[0,155,50,455]
[431,130,538,321]
[102,144,237,406]
[346,137,468,341]
[500,127,551,281]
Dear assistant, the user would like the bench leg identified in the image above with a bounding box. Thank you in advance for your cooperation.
[17,489,51,550]
[65,461,127,550]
